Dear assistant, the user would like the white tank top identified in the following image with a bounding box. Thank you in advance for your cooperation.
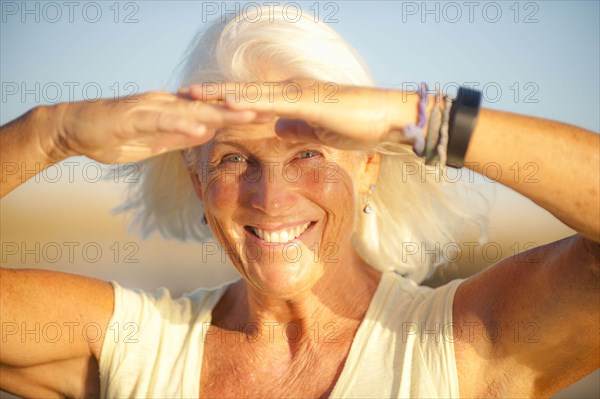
[99,271,463,398]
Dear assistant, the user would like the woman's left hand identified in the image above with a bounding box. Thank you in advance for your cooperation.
[179,79,420,150]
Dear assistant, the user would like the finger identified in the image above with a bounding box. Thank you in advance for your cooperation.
[179,101,256,127]
[146,103,256,137]
[179,83,277,126]
[183,82,325,125]
[274,119,322,143]
[183,81,312,113]
[252,111,276,124]
[210,107,258,125]
[225,87,327,126]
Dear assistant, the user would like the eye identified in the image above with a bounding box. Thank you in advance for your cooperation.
[222,154,246,164]
[296,150,321,159]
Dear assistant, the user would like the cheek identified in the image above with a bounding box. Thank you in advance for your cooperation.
[201,177,247,267]
[206,180,238,215]
[302,162,358,242]
[199,172,244,245]
[200,162,246,217]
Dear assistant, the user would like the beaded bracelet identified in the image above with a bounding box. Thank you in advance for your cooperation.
[436,95,453,167]
[403,82,429,156]
[424,92,443,164]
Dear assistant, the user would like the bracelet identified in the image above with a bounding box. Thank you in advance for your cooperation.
[446,87,482,168]
[403,83,429,156]
[436,95,453,167]
[424,94,442,164]
[416,82,428,129]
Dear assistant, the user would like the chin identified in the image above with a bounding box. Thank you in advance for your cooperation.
[231,219,328,298]
[244,256,324,298]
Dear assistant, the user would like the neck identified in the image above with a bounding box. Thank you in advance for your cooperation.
[211,252,382,355]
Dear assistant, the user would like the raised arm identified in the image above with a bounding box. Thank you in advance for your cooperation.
[0,91,261,396]
[0,91,258,197]
[449,109,599,397]
[464,107,599,241]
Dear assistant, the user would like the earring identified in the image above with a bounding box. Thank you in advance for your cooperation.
[201,213,208,225]
[363,183,376,214]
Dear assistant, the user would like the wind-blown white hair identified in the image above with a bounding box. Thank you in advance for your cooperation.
[119,6,487,283]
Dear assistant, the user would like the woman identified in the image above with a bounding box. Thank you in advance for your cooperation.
[1,6,598,398]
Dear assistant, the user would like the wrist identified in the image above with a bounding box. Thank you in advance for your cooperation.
[383,89,435,143]
[385,90,417,133]
[37,103,77,163]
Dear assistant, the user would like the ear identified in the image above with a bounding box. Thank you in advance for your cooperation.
[358,151,381,194]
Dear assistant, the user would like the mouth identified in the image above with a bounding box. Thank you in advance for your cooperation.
[245,222,315,243]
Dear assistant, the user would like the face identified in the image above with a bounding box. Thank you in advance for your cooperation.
[190,121,377,298]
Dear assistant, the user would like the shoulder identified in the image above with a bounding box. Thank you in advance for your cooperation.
[452,235,600,397]
[371,271,465,347]
[356,271,464,398]
[108,280,234,323]
[381,271,463,318]
[98,279,237,397]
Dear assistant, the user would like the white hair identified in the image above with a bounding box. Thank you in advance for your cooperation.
[118,6,488,283]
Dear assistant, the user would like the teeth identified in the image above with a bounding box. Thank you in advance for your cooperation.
[251,222,311,243]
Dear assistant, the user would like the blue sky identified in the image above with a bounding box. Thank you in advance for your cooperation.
[2,0,599,132]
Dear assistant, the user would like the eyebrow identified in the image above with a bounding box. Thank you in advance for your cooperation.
[209,140,250,153]
[210,138,315,156]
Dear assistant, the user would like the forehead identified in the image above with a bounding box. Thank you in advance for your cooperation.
[214,122,279,143]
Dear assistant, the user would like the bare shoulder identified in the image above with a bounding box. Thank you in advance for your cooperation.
[452,235,600,398]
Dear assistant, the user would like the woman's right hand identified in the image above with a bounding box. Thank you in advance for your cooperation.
[1,89,260,197]
[54,90,259,164]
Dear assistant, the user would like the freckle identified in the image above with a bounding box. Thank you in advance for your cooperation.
[574,201,582,209]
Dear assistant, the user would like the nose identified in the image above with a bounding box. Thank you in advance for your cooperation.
[246,163,299,215]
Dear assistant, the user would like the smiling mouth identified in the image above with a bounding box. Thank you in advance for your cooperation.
[245,222,314,243]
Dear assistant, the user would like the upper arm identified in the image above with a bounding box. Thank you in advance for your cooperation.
[0,267,114,397]
[453,234,600,398]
